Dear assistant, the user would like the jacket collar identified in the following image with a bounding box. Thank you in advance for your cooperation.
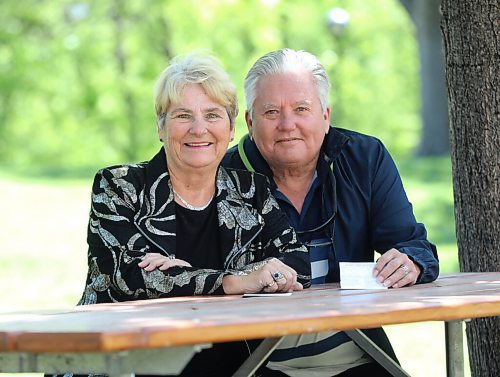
[323,126,350,165]
[135,148,264,261]
[134,148,176,256]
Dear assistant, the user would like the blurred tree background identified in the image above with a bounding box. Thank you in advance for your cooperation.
[0,1,464,375]
[0,0,458,298]
[1,0,429,171]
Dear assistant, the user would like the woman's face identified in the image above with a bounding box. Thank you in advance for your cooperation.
[159,84,234,174]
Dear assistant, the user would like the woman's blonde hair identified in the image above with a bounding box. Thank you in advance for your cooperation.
[154,53,238,129]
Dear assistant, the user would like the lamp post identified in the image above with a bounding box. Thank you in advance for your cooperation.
[325,8,350,125]
[326,8,350,38]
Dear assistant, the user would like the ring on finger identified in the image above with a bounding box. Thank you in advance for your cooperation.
[400,264,410,276]
[272,271,285,282]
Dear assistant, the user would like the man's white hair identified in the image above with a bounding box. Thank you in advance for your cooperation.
[244,48,330,119]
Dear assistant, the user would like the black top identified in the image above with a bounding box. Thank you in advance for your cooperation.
[174,200,250,376]
[175,199,222,269]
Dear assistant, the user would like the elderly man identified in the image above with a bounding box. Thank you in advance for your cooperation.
[222,49,439,376]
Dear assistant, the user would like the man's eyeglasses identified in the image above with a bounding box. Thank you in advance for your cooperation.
[295,167,337,249]
[296,210,336,248]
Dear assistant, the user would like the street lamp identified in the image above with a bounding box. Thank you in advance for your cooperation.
[326,8,350,38]
[64,3,90,23]
[325,8,350,125]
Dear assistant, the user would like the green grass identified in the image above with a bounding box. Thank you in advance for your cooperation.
[398,156,459,273]
[0,156,468,377]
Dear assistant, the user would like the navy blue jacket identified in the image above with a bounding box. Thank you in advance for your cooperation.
[223,127,439,367]
[222,127,439,284]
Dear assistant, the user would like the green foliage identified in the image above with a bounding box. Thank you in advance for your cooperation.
[0,0,420,170]
[398,156,458,271]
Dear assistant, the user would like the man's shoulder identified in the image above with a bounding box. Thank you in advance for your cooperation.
[222,143,245,169]
[329,127,387,159]
[332,127,383,147]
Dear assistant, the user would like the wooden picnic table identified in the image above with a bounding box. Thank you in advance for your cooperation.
[1,272,499,376]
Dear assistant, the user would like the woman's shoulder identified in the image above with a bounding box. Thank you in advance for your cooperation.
[92,161,149,194]
[220,166,270,187]
[96,161,147,178]
[218,167,272,206]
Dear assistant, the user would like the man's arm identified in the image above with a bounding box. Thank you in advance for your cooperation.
[368,142,439,285]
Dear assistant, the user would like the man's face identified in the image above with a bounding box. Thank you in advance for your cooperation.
[246,72,330,172]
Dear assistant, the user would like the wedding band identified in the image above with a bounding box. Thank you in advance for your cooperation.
[401,264,410,276]
[273,271,284,282]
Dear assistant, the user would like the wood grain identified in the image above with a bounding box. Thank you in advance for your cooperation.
[1,272,499,353]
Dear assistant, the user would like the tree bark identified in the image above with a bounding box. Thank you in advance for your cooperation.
[401,0,450,156]
[441,1,500,376]
[111,0,139,161]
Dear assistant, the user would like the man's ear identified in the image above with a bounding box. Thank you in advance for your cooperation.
[245,110,253,137]
[323,106,331,134]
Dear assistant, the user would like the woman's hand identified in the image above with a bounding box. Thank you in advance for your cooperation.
[373,248,421,288]
[138,253,192,272]
[222,258,303,295]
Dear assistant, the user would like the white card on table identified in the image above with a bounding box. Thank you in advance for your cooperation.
[339,262,387,290]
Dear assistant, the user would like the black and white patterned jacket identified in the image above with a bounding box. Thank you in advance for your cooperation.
[79,148,311,304]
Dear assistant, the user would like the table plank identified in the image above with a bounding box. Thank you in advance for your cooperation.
[1,272,499,353]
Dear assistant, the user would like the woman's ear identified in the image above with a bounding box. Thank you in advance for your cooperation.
[157,123,165,143]
[229,126,235,142]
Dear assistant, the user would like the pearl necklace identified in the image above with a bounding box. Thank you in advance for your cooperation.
[171,187,214,211]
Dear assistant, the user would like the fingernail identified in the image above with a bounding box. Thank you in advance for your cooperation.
[383,280,391,287]
[377,276,384,283]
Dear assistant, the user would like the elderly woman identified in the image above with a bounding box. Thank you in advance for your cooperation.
[78,54,311,376]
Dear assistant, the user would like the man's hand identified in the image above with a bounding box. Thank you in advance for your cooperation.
[373,248,421,288]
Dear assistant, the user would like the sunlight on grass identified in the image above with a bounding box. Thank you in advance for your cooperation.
[0,179,90,311]
[385,321,470,377]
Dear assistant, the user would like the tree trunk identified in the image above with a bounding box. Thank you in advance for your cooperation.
[401,0,450,156]
[441,1,500,376]
[111,0,139,162]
